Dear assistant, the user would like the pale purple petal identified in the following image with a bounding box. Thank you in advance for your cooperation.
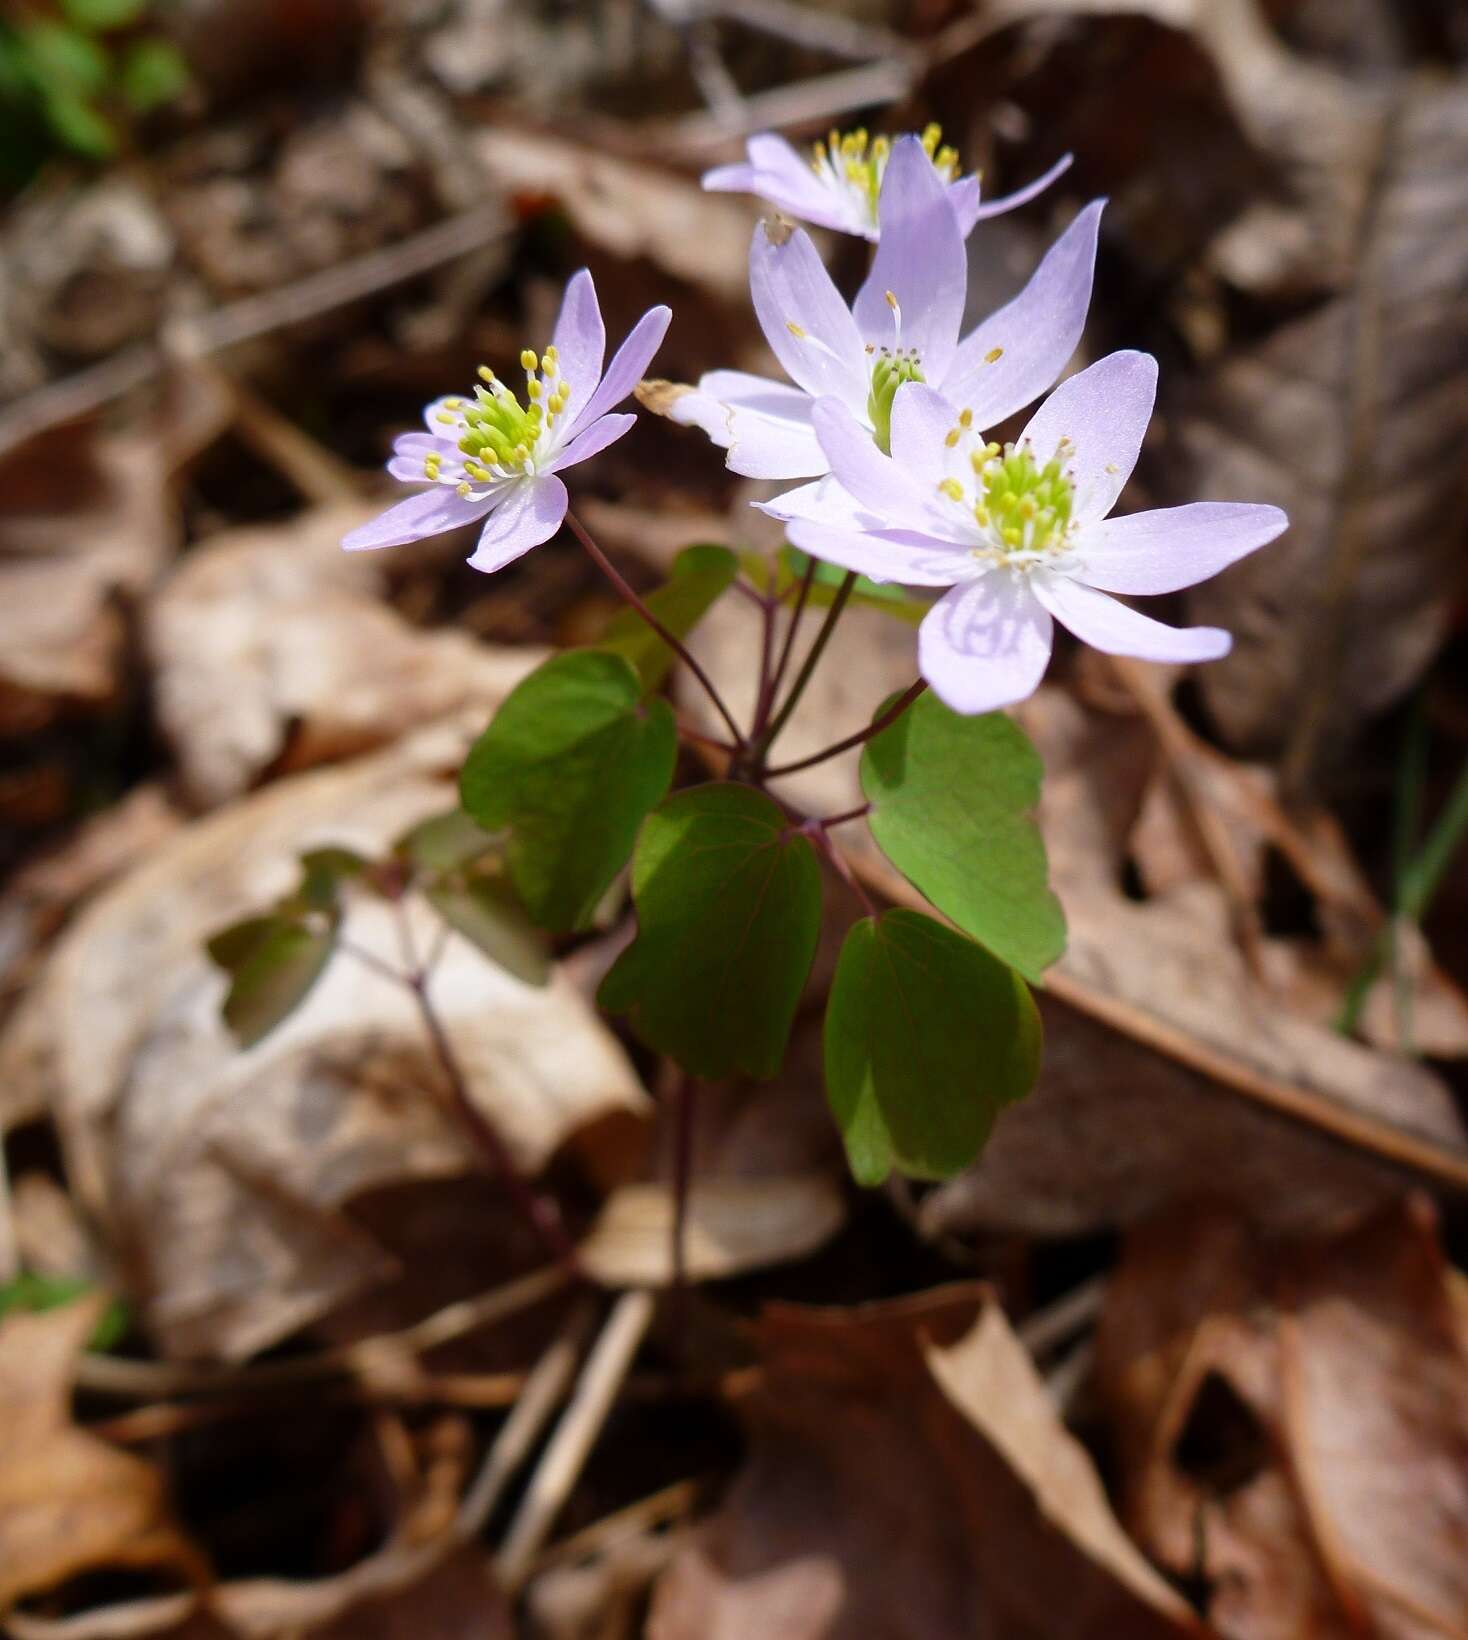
[918,573,1054,715]
[548,411,635,473]
[946,175,982,238]
[703,135,843,226]
[1032,571,1230,662]
[422,395,467,434]
[465,475,569,574]
[854,136,966,380]
[888,382,967,492]
[749,222,867,404]
[1076,502,1289,595]
[551,269,606,411]
[343,486,493,552]
[943,201,1103,426]
[1018,350,1157,524]
[757,474,878,527]
[811,398,946,532]
[787,519,971,586]
[567,306,672,436]
[393,431,455,458]
[387,455,434,482]
[671,371,826,480]
[969,153,1074,225]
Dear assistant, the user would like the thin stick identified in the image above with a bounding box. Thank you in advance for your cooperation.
[74,1264,572,1397]
[757,571,858,759]
[767,678,927,779]
[564,509,746,748]
[0,200,510,456]
[495,1288,657,1587]
[750,593,779,741]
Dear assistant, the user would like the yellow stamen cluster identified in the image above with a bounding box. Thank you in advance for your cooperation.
[937,428,1077,554]
[427,343,572,487]
[867,348,925,454]
[809,124,961,223]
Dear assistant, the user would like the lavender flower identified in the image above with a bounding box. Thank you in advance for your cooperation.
[702,124,1071,243]
[671,135,1101,488]
[785,354,1288,715]
[343,271,670,572]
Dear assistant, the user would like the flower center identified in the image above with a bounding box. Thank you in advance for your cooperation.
[810,123,961,227]
[936,430,1077,557]
[867,349,925,454]
[427,346,573,492]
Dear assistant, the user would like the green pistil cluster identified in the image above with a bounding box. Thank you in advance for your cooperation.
[811,123,960,222]
[867,349,925,454]
[427,346,572,493]
[939,435,1076,553]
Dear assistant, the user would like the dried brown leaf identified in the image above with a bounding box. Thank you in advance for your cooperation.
[146,503,543,807]
[0,724,649,1361]
[0,1297,205,1614]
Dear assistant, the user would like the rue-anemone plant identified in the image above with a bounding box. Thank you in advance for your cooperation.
[207,127,1287,1277]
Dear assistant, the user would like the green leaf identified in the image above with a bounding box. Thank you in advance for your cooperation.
[41,87,115,155]
[60,0,147,30]
[596,544,738,692]
[598,783,822,1078]
[118,37,189,112]
[395,809,498,873]
[460,651,677,931]
[861,691,1065,982]
[425,874,551,988]
[824,909,1041,1185]
[0,1274,129,1352]
[297,847,367,910]
[217,914,337,1048]
[22,22,109,93]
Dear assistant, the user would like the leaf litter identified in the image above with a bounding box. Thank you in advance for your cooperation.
[2,0,1468,1634]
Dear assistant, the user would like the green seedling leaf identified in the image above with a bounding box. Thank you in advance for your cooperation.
[206,915,276,972]
[23,21,109,93]
[599,783,822,1078]
[395,808,499,873]
[596,544,738,692]
[862,691,1065,981]
[297,847,367,910]
[461,650,677,931]
[824,909,1041,1185]
[425,875,551,988]
[119,37,190,112]
[61,0,148,29]
[217,913,337,1048]
[0,1274,129,1352]
[41,87,115,155]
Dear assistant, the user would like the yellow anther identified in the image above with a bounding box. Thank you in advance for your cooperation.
[520,349,538,372]
[787,321,808,338]
[974,504,991,527]
[514,444,530,466]
[985,346,1004,364]
[527,380,543,401]
[435,413,456,425]
[457,481,471,497]
[543,344,558,365]
[477,365,495,383]
[921,123,941,155]
[444,397,463,409]
[959,408,973,427]
[884,290,899,310]
[945,428,961,448]
[938,478,965,501]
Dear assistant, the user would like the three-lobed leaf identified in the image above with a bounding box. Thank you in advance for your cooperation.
[599,783,822,1079]
[597,544,738,693]
[824,908,1041,1185]
[862,691,1065,982]
[460,650,677,931]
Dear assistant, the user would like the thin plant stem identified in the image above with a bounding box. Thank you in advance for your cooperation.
[751,592,779,740]
[818,802,872,829]
[764,555,818,720]
[564,508,746,747]
[766,679,927,779]
[807,822,877,918]
[757,571,857,760]
[670,1070,698,1295]
[407,965,580,1270]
